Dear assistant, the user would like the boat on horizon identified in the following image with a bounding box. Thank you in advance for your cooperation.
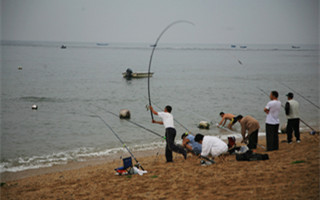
[291,45,300,49]
[240,45,247,49]
[60,45,67,49]
[230,44,236,48]
[96,43,109,46]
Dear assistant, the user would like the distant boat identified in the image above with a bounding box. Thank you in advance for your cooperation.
[96,43,109,46]
[240,45,247,49]
[291,45,300,49]
[122,68,154,79]
[60,45,67,49]
[230,45,236,48]
[150,44,156,48]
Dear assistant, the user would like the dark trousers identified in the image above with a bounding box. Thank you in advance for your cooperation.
[266,124,279,151]
[165,128,186,162]
[287,118,300,142]
[247,129,258,149]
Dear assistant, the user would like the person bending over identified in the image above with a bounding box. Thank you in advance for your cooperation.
[218,112,236,129]
[234,115,260,149]
[181,132,202,155]
[194,134,228,160]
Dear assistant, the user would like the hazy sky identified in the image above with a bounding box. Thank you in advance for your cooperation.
[1,0,319,44]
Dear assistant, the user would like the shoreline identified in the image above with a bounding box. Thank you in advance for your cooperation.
[0,132,311,182]
[1,132,319,199]
[0,132,264,182]
[0,146,165,182]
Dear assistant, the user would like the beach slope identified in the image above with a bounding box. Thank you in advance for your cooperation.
[1,133,319,200]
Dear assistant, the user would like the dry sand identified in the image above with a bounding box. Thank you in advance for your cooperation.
[1,132,319,200]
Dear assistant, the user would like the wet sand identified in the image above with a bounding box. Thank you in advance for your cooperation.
[1,132,319,200]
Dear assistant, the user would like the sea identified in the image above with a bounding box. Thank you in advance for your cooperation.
[1,41,319,173]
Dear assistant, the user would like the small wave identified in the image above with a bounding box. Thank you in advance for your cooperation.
[0,141,166,173]
[20,96,67,103]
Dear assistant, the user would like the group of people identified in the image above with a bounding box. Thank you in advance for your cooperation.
[149,90,301,163]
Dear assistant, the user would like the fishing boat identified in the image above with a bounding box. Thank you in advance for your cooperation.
[240,45,247,49]
[60,45,67,49]
[96,43,109,46]
[230,44,236,48]
[122,68,154,79]
[291,45,300,49]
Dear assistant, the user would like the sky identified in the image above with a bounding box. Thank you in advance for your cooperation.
[1,0,319,44]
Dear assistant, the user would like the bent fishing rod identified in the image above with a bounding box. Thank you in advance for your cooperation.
[280,82,320,110]
[88,110,145,170]
[94,105,165,140]
[147,20,194,121]
[257,87,317,133]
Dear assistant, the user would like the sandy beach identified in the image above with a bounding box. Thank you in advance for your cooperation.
[1,132,319,200]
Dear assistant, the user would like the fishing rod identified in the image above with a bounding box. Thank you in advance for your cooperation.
[257,87,317,134]
[94,105,165,140]
[88,110,145,170]
[280,82,320,110]
[147,20,194,121]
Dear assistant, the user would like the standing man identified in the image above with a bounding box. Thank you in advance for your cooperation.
[234,115,260,149]
[264,91,281,151]
[218,112,236,129]
[149,105,187,162]
[285,92,300,144]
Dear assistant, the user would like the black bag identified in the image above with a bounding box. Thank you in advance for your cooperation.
[236,150,269,161]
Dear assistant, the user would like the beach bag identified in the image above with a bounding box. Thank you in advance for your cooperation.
[236,150,269,161]
[227,136,236,149]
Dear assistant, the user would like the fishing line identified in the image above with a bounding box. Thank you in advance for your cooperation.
[88,109,144,170]
[257,87,317,133]
[94,105,165,140]
[280,82,320,110]
[147,20,195,121]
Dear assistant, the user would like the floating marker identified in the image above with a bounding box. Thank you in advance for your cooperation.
[18,66,22,70]
[198,121,210,129]
[119,109,130,119]
[280,123,287,133]
[31,104,38,110]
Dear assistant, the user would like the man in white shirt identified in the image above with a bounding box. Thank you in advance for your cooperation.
[150,105,187,162]
[264,91,281,151]
[285,92,300,144]
[194,134,228,159]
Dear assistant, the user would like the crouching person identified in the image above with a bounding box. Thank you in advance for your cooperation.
[181,132,202,156]
[194,134,228,160]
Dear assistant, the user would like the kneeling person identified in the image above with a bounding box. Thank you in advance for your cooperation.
[181,132,202,155]
[194,134,228,159]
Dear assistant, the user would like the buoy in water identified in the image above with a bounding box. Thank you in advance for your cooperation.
[198,121,210,129]
[119,109,130,119]
[18,66,23,70]
[31,104,38,110]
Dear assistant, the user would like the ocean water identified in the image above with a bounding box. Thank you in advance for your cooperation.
[1,41,319,172]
